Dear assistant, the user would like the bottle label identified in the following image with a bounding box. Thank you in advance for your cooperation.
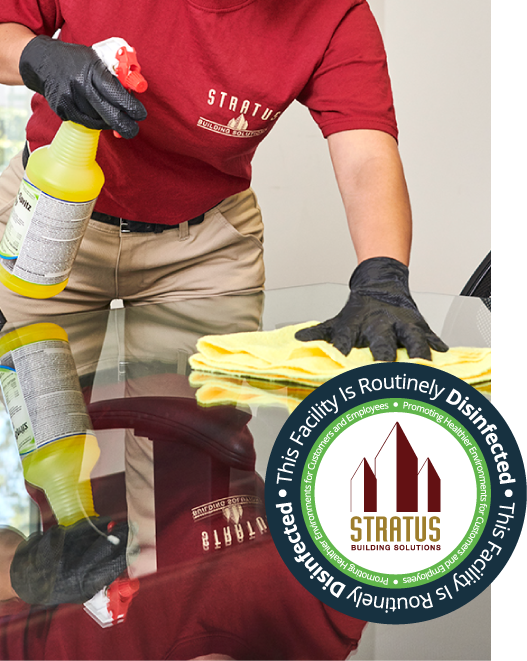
[0,356,36,455]
[0,177,97,286]
[0,339,94,455]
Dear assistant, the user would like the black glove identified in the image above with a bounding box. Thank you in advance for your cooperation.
[19,36,147,139]
[10,518,128,605]
[295,257,448,361]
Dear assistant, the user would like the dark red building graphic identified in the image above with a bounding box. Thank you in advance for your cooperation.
[350,422,441,513]
[350,459,377,512]
[419,458,441,512]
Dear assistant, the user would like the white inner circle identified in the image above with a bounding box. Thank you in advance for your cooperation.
[313,410,479,575]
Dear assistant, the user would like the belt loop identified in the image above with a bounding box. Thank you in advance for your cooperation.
[22,142,31,169]
[179,221,189,241]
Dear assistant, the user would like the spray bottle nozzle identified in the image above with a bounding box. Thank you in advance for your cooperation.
[91,38,148,138]
[115,46,148,93]
[92,38,148,94]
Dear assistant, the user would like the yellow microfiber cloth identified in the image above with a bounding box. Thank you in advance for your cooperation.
[188,371,315,412]
[189,321,491,388]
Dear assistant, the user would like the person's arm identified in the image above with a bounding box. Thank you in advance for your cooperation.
[295,128,447,361]
[328,129,411,265]
[0,23,35,84]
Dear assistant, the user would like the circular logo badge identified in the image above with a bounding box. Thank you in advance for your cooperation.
[265,364,525,624]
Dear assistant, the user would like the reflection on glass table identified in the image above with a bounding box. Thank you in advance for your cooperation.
[0,285,490,660]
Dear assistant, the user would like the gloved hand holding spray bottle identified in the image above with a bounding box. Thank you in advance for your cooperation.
[0,37,147,299]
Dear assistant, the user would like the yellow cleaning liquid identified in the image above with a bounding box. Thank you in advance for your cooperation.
[0,122,104,299]
[0,323,100,526]
[22,434,100,527]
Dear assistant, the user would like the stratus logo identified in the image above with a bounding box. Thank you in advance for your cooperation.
[307,400,481,578]
[197,113,270,139]
[197,88,282,138]
[350,422,441,547]
[351,422,441,512]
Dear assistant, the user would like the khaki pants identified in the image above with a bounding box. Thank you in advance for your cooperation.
[0,152,265,323]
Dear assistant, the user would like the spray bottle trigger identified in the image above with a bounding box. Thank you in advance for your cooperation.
[115,47,148,93]
[112,46,147,138]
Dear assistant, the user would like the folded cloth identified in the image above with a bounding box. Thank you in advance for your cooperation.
[189,372,315,413]
[189,321,491,387]
[190,372,491,412]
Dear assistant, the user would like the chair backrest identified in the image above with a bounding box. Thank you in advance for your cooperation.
[461,250,527,310]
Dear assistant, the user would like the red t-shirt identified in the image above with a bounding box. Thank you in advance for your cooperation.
[1,0,397,223]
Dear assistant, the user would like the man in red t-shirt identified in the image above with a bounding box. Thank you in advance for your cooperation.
[0,0,447,362]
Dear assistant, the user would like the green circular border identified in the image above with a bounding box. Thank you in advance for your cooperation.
[300,398,491,589]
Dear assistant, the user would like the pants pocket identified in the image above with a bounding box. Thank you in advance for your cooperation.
[215,188,264,249]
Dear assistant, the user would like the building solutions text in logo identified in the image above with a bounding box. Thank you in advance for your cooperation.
[265,363,525,624]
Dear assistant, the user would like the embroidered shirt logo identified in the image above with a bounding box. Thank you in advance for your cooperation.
[191,494,263,521]
[192,494,268,552]
[197,88,281,138]
[228,114,248,130]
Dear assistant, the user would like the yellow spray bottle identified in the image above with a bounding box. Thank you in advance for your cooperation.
[0,38,147,300]
[0,123,104,299]
[0,322,100,526]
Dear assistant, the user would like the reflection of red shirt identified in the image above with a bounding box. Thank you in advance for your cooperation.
[0,0,397,224]
[1,544,365,660]
[1,438,366,659]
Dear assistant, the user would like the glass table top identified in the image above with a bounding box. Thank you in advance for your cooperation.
[0,286,490,660]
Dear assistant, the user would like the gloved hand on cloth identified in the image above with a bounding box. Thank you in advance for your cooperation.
[295,257,448,361]
[10,517,128,605]
[19,36,147,138]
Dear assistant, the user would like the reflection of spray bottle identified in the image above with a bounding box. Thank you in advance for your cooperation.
[0,323,100,526]
[0,38,147,299]
[84,575,140,628]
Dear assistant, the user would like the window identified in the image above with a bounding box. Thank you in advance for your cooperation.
[0,405,32,536]
[0,84,32,172]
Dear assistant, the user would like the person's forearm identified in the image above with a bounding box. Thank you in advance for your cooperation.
[328,129,412,266]
[0,23,35,85]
